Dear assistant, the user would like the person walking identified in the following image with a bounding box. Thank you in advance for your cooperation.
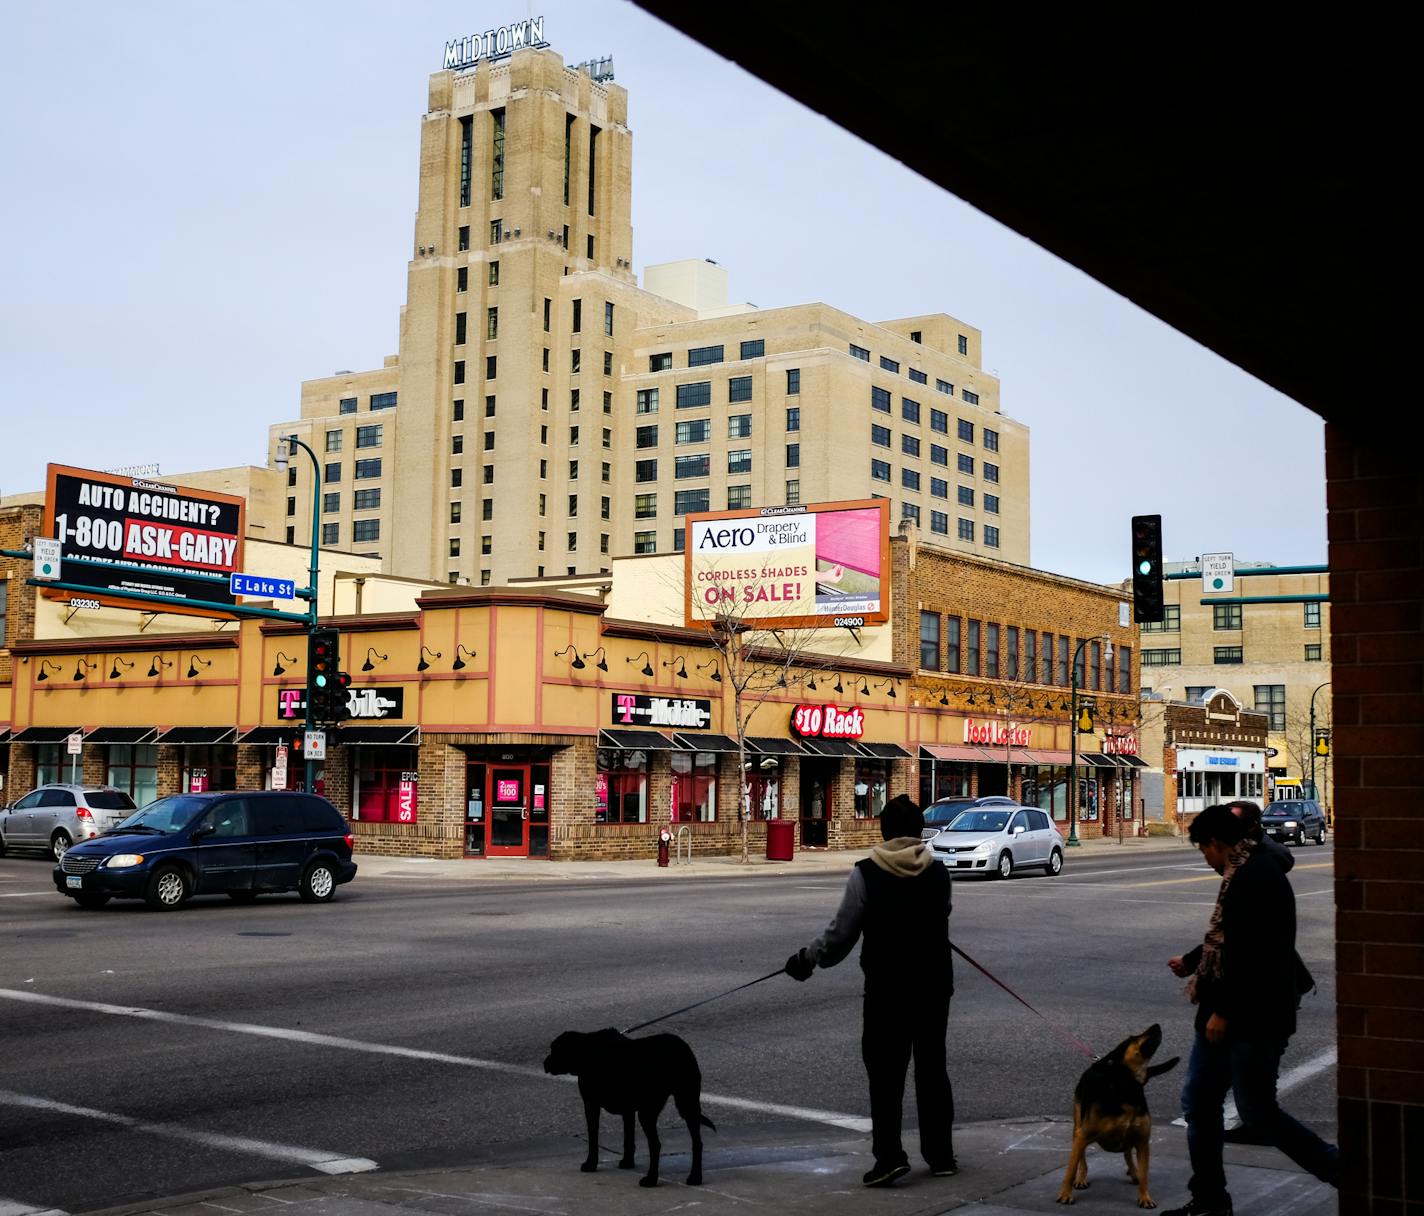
[784,794,956,1187]
[1162,804,1338,1216]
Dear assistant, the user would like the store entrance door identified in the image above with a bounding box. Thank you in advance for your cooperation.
[800,759,834,848]
[487,766,530,856]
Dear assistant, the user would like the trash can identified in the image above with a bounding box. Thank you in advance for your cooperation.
[766,819,795,862]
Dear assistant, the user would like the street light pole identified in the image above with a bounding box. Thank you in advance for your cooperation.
[1309,680,1331,802]
[274,435,323,793]
[1067,634,1112,847]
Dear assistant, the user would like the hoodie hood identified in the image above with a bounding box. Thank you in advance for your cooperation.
[869,835,934,878]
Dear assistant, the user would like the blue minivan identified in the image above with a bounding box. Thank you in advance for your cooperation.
[53,791,358,910]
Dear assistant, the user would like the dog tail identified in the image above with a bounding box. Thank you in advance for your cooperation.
[700,1113,717,1132]
[1147,1056,1181,1079]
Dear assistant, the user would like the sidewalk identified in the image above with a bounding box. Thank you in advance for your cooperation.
[354,833,1192,884]
[87,1116,1336,1216]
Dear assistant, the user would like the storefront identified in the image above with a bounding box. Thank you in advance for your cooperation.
[1150,689,1270,828]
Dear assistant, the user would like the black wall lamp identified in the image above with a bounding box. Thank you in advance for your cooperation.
[73,658,98,682]
[805,672,818,691]
[109,657,135,681]
[874,678,900,699]
[186,654,213,679]
[147,655,173,678]
[452,643,477,671]
[36,659,62,683]
[664,654,689,679]
[583,646,609,672]
[362,647,389,672]
[938,689,950,706]
[627,651,654,677]
[697,660,722,683]
[832,673,845,695]
[555,645,586,670]
[417,646,442,673]
[272,651,297,677]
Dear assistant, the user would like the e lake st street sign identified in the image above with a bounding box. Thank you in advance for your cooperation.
[231,572,297,600]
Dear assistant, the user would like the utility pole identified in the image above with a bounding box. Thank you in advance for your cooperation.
[274,436,323,793]
[1067,635,1112,847]
[1309,680,1331,803]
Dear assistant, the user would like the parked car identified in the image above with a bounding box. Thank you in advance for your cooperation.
[52,790,357,910]
[0,785,137,861]
[920,795,1019,841]
[925,805,1065,878]
[1260,798,1327,846]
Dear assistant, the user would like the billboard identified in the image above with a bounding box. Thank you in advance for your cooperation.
[42,463,246,618]
[684,499,890,630]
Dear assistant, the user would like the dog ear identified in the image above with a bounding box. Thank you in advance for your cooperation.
[1147,1056,1180,1078]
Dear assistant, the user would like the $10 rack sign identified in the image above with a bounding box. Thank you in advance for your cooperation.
[791,703,865,740]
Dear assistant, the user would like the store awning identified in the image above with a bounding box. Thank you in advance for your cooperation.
[84,727,159,745]
[599,729,678,750]
[340,725,420,746]
[920,743,994,763]
[857,741,912,760]
[0,729,10,745]
[1022,749,1074,765]
[798,738,862,758]
[154,727,238,746]
[745,736,806,756]
[1079,753,1115,769]
[10,727,82,744]
[238,727,295,745]
[671,732,740,753]
[1115,754,1149,768]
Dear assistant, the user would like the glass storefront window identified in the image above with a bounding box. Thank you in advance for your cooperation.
[354,746,420,822]
[597,749,648,824]
[672,751,717,822]
[747,766,781,820]
[853,759,889,818]
[183,745,236,793]
[107,745,159,807]
[35,743,63,788]
[1024,765,1069,821]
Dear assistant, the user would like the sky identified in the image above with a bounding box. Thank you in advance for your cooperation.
[0,1,1327,585]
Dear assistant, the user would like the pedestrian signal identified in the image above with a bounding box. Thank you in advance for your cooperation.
[1131,515,1165,623]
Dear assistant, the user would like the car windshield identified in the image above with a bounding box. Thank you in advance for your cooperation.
[114,795,209,835]
[946,810,1012,833]
[87,791,137,811]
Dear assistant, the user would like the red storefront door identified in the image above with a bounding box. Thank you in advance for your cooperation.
[486,766,530,857]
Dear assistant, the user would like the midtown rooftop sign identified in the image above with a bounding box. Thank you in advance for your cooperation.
[444,17,548,69]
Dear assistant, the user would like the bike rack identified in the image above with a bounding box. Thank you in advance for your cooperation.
[675,825,692,865]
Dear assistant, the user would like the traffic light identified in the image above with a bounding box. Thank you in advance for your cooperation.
[307,629,341,722]
[330,670,353,723]
[1131,514,1165,623]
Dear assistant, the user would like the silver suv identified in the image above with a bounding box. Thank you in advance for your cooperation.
[0,785,138,861]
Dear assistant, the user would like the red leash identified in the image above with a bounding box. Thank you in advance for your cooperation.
[951,942,1099,1060]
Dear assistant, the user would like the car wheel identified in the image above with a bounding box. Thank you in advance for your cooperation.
[299,860,337,903]
[51,830,73,862]
[74,893,111,910]
[145,865,190,911]
[1294,830,1304,847]
[227,890,259,903]
[1046,848,1063,876]
[995,851,1014,880]
[1316,826,1327,845]
[0,833,7,858]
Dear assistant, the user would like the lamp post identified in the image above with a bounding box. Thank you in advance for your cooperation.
[1067,634,1112,847]
[1309,681,1331,803]
[273,435,322,793]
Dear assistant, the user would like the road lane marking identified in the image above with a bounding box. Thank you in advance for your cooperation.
[0,988,870,1133]
[0,1090,376,1175]
[1171,1046,1337,1130]
[0,892,53,898]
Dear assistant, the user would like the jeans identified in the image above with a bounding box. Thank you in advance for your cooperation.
[862,985,955,1168]
[1181,1028,1339,1203]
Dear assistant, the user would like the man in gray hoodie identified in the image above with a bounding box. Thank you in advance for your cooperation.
[786,794,955,1187]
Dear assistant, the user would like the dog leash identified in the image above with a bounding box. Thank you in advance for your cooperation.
[951,942,1098,1060]
[623,967,787,1035]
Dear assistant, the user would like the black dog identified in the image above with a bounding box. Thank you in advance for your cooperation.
[543,1028,715,1187]
[1057,1023,1180,1209]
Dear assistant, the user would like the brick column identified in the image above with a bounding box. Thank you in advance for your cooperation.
[156,746,182,798]
[320,746,351,815]
[7,743,36,799]
[236,745,266,790]
[82,746,106,786]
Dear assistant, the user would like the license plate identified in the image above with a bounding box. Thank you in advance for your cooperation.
[66,875,83,889]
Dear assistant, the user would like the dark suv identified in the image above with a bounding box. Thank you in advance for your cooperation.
[53,791,358,910]
[1260,798,1327,846]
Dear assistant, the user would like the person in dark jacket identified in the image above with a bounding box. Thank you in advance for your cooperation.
[1160,804,1337,1216]
[785,794,955,1188]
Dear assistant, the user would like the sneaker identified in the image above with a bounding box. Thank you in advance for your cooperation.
[862,1161,911,1188]
[1160,1199,1233,1216]
[929,1158,959,1177]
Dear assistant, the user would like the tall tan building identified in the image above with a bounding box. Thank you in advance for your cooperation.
[267,45,1029,586]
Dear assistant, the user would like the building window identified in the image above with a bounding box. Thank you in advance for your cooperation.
[323,492,340,513]
[324,462,341,483]
[567,532,578,551]
[929,477,947,500]
[458,224,470,252]
[675,381,712,409]
[786,443,800,469]
[785,479,800,506]
[1254,684,1287,731]
[484,395,495,418]
[910,367,928,384]
[484,433,494,451]
[871,424,891,448]
[675,454,711,479]
[1041,632,1054,684]
[946,616,961,673]
[729,375,753,403]
[354,458,382,479]
[1118,645,1131,693]
[635,459,657,482]
[355,424,382,448]
[1142,604,1181,633]
[481,536,492,555]
[984,462,999,483]
[324,430,343,453]
[569,425,580,446]
[1024,630,1037,683]
[482,499,493,521]
[287,466,297,488]
[457,266,468,293]
[1305,643,1322,661]
[570,349,580,374]
[930,444,948,467]
[483,465,494,484]
[489,260,500,286]
[963,389,980,405]
[1304,602,1321,628]
[486,307,498,340]
[879,356,899,373]
[635,493,657,519]
[354,519,380,543]
[634,531,656,555]
[450,502,462,524]
[984,525,1000,549]
[454,360,466,385]
[957,453,974,475]
[958,334,968,355]
[603,391,612,413]
[728,414,752,439]
[728,449,752,474]
[871,386,891,413]
[601,495,610,519]
[687,344,724,367]
[490,218,502,244]
[339,397,357,414]
[1213,604,1243,630]
[984,428,1000,452]
[458,114,473,205]
[957,418,974,443]
[106,744,159,806]
[676,418,711,444]
[740,339,764,360]
[568,494,579,517]
[637,388,659,414]
[448,538,461,558]
[354,488,381,510]
[915,610,940,671]
[455,312,467,346]
[902,435,921,457]
[453,399,464,422]
[487,355,497,379]
[451,469,463,488]
[322,523,339,546]
[966,619,980,676]
[604,301,614,336]
[849,344,870,362]
[957,517,974,542]
[930,510,948,534]
[675,489,710,515]
[936,378,953,395]
[784,406,801,433]
[985,494,1000,514]
[1214,646,1244,664]
[871,459,890,482]
[603,351,613,376]
[902,397,921,423]
[786,368,800,394]
[902,502,920,526]
[986,623,1000,678]
[929,408,948,434]
[649,352,672,372]
[902,468,920,491]
[727,485,752,510]
[957,485,974,506]
[636,424,659,449]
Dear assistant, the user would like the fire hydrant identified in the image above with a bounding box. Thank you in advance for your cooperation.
[657,826,671,867]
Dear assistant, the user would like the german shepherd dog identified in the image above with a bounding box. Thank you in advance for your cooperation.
[543,1028,716,1187]
[1056,1024,1179,1208]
